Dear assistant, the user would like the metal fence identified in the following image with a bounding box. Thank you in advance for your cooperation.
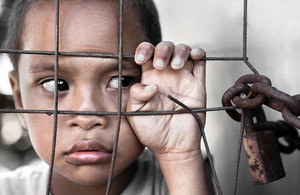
[0,0,299,194]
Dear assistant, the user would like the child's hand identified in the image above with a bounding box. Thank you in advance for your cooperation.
[127,41,206,160]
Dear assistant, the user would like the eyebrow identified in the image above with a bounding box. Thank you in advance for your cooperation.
[29,59,139,74]
[30,63,55,73]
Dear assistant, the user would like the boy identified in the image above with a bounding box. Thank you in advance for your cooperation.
[1,0,208,194]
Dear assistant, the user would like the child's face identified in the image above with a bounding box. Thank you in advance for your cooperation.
[10,0,146,185]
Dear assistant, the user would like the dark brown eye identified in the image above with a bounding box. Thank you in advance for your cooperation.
[108,76,133,89]
[121,77,132,87]
[42,79,69,92]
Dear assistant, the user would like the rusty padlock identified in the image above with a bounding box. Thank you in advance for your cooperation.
[243,109,285,185]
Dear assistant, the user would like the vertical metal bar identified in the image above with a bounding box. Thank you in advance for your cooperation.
[243,0,259,74]
[243,0,248,59]
[232,109,245,195]
[106,0,124,194]
[151,153,156,195]
[194,115,223,195]
[244,59,259,75]
[167,95,223,195]
[45,0,60,194]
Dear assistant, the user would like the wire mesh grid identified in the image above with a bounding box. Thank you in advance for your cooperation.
[0,0,289,194]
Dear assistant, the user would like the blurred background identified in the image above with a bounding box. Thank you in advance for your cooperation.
[0,0,299,194]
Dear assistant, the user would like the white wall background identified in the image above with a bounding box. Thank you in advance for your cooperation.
[0,0,299,194]
[153,0,299,194]
[0,0,13,95]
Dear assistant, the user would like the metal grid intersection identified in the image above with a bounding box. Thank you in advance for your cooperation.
[1,0,294,194]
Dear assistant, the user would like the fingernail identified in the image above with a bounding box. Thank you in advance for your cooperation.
[136,54,145,62]
[145,84,155,91]
[172,57,184,67]
[154,58,164,69]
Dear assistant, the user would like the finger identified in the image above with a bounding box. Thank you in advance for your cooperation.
[170,43,191,70]
[127,83,158,112]
[153,41,175,70]
[135,42,155,65]
[192,60,206,86]
[190,47,206,61]
[191,48,206,82]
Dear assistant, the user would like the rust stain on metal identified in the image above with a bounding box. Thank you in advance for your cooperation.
[243,131,285,185]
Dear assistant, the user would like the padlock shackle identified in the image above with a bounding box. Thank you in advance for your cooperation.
[244,107,267,134]
[244,109,256,134]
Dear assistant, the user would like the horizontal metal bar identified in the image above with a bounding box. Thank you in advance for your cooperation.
[205,57,245,61]
[0,106,237,116]
[0,49,245,61]
[0,49,133,59]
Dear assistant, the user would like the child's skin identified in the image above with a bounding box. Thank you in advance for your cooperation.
[8,0,207,194]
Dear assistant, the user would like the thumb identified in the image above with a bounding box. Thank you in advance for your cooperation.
[127,83,158,112]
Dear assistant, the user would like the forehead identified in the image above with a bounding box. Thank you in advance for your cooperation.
[21,0,146,53]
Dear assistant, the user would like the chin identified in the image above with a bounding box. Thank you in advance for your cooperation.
[73,178,107,186]
[67,172,110,186]
[54,164,111,186]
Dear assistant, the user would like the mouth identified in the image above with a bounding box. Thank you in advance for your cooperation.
[64,140,113,165]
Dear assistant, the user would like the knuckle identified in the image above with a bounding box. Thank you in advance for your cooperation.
[160,41,175,46]
[197,48,206,55]
[191,47,206,58]
[155,49,169,60]
[142,42,155,50]
[175,43,191,57]
[137,42,154,53]
[129,84,138,96]
[176,43,190,50]
[156,41,174,51]
[198,48,206,56]
[155,42,175,59]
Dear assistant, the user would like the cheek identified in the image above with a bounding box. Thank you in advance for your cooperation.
[25,114,54,163]
[102,91,130,112]
[21,86,55,110]
[116,118,144,166]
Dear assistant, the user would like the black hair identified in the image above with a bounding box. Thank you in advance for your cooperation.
[3,0,32,69]
[3,0,162,70]
[132,0,162,46]
[0,0,16,47]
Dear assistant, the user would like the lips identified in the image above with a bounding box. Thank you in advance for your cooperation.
[64,140,113,165]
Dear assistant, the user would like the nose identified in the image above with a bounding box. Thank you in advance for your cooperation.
[66,90,108,131]
[67,115,107,130]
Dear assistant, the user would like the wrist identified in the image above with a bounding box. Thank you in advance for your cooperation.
[155,150,209,195]
[154,149,203,163]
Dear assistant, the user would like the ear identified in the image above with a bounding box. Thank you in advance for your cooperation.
[9,71,28,129]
